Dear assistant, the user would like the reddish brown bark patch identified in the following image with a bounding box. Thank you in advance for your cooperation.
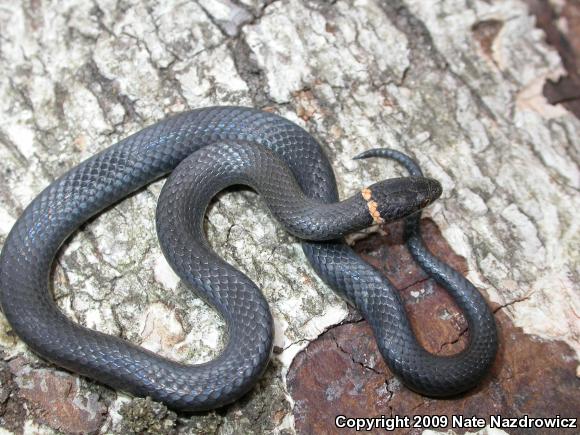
[471,19,504,62]
[523,0,580,117]
[356,220,470,355]
[7,357,106,434]
[287,219,580,435]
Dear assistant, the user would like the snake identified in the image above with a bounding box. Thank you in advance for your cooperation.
[0,107,497,411]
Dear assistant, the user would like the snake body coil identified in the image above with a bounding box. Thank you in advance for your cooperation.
[0,107,497,410]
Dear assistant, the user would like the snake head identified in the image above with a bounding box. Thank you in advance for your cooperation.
[361,176,442,224]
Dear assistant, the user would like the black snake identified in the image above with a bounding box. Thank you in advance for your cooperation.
[0,107,497,411]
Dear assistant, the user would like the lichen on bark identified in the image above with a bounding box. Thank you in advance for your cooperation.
[0,0,578,434]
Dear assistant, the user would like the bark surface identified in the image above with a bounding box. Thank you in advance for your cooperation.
[0,0,578,433]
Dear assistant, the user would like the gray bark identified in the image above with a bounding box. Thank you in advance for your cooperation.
[0,0,578,433]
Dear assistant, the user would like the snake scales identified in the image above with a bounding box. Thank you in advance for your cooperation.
[0,107,497,411]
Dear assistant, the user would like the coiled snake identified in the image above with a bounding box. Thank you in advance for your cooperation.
[0,107,497,411]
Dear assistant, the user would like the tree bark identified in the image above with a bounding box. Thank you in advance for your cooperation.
[0,0,578,433]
